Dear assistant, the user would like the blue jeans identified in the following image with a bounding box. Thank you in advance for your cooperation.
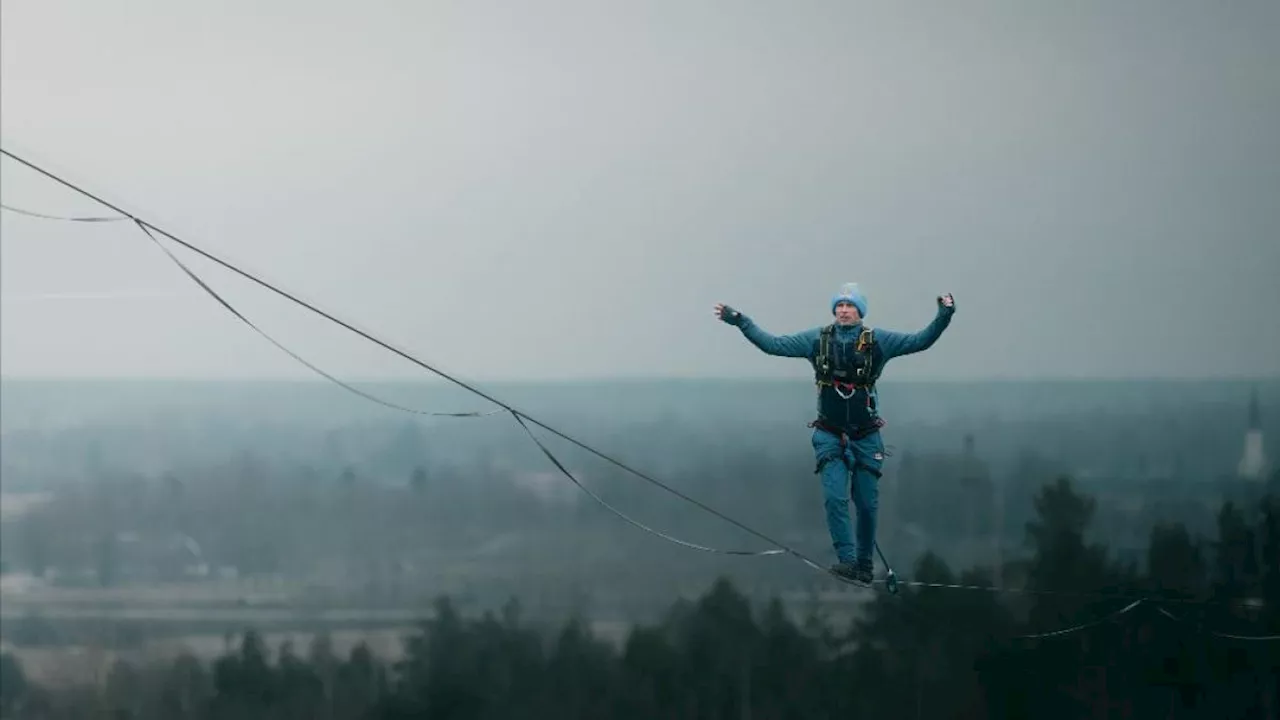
[811,427,885,567]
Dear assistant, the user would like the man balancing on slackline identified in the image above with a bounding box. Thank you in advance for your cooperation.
[714,283,955,585]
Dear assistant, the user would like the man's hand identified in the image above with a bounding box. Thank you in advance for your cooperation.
[714,302,745,326]
[937,293,955,311]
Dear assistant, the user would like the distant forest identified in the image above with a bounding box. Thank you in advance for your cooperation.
[3,478,1277,719]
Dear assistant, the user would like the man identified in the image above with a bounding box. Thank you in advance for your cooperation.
[714,283,955,585]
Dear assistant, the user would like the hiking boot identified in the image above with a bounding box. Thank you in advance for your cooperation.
[829,561,873,587]
[854,560,874,585]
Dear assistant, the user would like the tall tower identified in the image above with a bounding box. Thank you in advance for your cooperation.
[1238,387,1268,480]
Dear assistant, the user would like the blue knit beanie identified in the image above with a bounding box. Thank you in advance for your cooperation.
[830,282,868,318]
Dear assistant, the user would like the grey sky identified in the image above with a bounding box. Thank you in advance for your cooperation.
[2,0,1277,382]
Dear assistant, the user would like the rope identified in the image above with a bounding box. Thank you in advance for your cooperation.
[132,219,502,419]
[1,202,124,222]
[880,578,1276,639]
[894,579,1201,606]
[1015,599,1147,640]
[511,411,787,558]
[2,148,1276,644]
[1,147,800,561]
[1154,605,1280,641]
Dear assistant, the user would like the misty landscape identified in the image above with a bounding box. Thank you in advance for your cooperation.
[1,378,1276,717]
[3,0,1280,717]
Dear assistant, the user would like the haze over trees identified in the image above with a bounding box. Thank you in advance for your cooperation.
[1,379,1275,717]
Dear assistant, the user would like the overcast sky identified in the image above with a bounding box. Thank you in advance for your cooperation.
[2,0,1277,382]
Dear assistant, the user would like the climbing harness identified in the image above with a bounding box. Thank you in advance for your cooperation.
[812,323,884,436]
[808,417,886,446]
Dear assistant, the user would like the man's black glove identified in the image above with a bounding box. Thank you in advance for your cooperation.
[716,303,746,326]
[937,293,956,314]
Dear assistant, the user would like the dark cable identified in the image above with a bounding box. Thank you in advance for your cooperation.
[132,219,502,419]
[1,202,124,222]
[136,214,791,557]
[1,147,802,562]
[511,411,786,557]
[1154,605,1280,641]
[1014,599,1146,640]
[5,192,802,558]
[4,148,1275,629]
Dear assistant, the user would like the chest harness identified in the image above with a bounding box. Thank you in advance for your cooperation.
[808,324,886,444]
[815,324,879,396]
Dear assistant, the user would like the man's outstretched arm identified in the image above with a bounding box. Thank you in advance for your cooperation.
[875,294,956,359]
[714,303,816,359]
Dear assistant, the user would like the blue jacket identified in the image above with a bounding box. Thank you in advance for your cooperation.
[736,305,954,430]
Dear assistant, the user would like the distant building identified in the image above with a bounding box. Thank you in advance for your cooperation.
[1237,386,1269,481]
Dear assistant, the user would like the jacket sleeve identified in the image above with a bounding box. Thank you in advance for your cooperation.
[737,317,819,359]
[875,306,954,359]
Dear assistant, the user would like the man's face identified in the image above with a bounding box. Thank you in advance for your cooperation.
[834,301,861,325]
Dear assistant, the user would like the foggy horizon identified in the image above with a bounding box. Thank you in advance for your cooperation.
[3,0,1278,384]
